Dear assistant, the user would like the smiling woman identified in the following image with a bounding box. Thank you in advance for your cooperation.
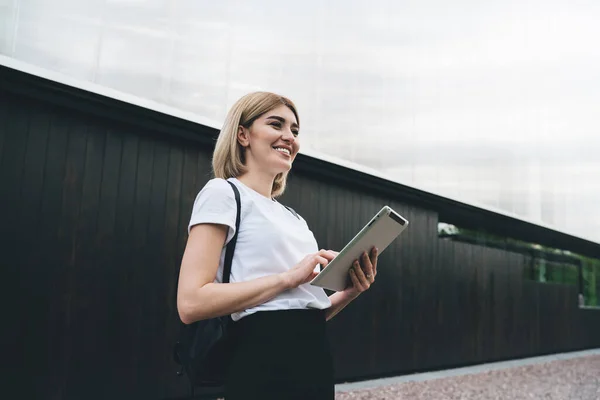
[176,91,379,399]
[211,92,301,198]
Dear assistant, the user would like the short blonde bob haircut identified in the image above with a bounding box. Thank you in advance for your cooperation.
[212,91,300,198]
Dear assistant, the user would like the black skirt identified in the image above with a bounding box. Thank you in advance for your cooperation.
[225,309,334,400]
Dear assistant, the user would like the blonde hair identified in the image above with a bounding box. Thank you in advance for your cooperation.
[212,91,300,198]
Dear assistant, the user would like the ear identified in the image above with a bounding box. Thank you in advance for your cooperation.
[237,125,250,147]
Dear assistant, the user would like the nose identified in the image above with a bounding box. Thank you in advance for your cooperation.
[282,128,296,143]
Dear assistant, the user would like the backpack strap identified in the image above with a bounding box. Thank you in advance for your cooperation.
[174,179,242,396]
[272,199,300,220]
[223,180,242,284]
[283,205,300,219]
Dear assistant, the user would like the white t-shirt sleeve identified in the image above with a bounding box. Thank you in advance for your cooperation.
[188,178,237,245]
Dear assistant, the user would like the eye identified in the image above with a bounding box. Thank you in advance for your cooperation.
[292,130,299,136]
[269,122,282,129]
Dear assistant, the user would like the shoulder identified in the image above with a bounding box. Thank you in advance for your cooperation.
[192,178,236,211]
[189,178,238,235]
[203,177,233,192]
[196,178,234,199]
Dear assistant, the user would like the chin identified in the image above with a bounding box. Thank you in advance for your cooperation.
[271,165,291,176]
[271,156,293,173]
[274,164,292,174]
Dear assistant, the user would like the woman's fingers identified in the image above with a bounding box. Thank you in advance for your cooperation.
[352,259,371,289]
[369,247,378,278]
[349,263,366,291]
[311,255,329,275]
[359,251,375,283]
[313,255,329,266]
[312,249,338,272]
[344,248,379,294]
[318,249,337,262]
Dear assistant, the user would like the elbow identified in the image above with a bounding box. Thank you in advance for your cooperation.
[178,306,195,325]
[177,293,210,325]
[177,295,198,325]
[178,300,208,325]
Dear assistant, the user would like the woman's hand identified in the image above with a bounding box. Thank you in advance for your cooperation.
[324,247,379,321]
[282,249,337,289]
[341,247,378,299]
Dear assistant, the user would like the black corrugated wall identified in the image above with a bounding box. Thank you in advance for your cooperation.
[1,66,599,400]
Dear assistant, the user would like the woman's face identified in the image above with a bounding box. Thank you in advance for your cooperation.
[239,104,300,175]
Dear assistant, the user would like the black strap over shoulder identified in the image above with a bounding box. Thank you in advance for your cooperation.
[223,180,241,284]
[284,205,300,219]
[272,198,299,220]
[173,179,243,396]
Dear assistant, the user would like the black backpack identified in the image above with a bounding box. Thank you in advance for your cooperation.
[173,180,242,395]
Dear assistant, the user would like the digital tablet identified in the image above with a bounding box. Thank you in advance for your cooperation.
[309,206,409,292]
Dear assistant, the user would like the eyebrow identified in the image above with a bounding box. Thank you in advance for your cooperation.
[266,115,299,130]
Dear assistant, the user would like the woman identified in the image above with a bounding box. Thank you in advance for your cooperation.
[177,92,378,399]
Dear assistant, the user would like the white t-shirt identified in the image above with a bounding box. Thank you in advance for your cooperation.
[188,177,332,321]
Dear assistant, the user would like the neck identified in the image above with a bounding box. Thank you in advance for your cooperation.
[237,169,276,199]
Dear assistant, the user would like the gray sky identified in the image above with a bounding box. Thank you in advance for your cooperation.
[1,0,599,243]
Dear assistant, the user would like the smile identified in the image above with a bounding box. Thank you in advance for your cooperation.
[273,147,291,157]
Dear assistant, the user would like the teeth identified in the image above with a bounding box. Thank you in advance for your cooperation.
[274,147,291,156]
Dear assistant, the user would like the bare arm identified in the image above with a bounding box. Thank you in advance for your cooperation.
[177,223,334,324]
[325,291,358,321]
